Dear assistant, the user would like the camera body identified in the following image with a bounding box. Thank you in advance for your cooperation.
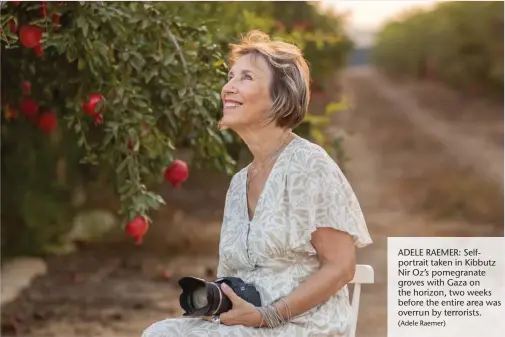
[178,276,262,317]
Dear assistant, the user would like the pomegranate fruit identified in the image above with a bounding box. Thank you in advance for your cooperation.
[8,19,17,34]
[52,13,61,28]
[125,216,149,245]
[19,25,43,49]
[82,93,104,116]
[92,113,103,126]
[38,111,57,134]
[164,159,189,188]
[20,98,38,121]
[162,270,173,280]
[34,44,44,56]
[39,1,48,18]
[22,81,31,95]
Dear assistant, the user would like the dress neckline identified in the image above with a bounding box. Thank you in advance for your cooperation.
[242,133,300,223]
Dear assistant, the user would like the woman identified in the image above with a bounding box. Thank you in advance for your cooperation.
[142,30,372,337]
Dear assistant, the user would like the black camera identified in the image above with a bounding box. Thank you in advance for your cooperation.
[178,276,262,317]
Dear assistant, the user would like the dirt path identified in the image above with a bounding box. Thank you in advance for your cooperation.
[361,68,503,190]
[1,67,503,337]
[338,67,503,337]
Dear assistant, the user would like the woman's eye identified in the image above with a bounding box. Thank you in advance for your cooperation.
[243,75,252,80]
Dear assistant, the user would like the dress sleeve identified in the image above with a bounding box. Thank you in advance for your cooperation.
[287,148,372,255]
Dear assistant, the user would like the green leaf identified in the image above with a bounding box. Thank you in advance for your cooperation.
[144,69,158,83]
[76,16,89,38]
[163,53,176,66]
[130,51,146,71]
[116,156,130,174]
[78,58,86,70]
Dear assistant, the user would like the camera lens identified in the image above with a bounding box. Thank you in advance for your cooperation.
[178,277,235,316]
[190,286,208,308]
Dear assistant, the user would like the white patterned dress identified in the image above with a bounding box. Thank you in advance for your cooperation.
[142,135,372,337]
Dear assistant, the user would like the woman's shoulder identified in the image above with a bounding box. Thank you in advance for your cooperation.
[289,135,337,173]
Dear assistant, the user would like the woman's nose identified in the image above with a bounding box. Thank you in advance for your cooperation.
[222,81,237,95]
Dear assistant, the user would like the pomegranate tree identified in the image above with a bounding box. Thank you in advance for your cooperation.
[0,1,237,245]
[0,1,349,254]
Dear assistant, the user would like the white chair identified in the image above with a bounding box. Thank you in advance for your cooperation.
[348,264,374,337]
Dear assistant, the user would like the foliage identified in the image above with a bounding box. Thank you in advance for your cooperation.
[1,1,350,256]
[372,1,503,97]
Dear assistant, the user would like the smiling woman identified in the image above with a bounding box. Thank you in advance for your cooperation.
[141,30,372,337]
[219,31,309,133]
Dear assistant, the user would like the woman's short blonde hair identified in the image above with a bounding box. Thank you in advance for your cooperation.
[228,30,311,129]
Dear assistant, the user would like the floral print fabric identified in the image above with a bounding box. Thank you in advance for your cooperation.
[142,135,372,337]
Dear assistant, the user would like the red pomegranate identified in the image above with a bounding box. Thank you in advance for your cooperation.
[164,159,189,188]
[82,93,104,116]
[8,19,17,34]
[19,25,43,49]
[125,216,149,245]
[34,44,44,56]
[39,1,48,18]
[22,81,31,95]
[38,111,57,134]
[92,113,103,126]
[52,13,61,28]
[20,98,38,121]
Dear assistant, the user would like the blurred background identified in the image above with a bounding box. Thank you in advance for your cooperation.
[1,1,503,336]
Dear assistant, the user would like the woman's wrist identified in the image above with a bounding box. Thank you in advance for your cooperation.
[251,307,263,327]
[255,298,292,328]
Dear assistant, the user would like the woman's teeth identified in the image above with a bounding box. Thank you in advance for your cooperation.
[224,102,242,108]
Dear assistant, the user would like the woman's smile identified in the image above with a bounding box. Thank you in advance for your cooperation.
[223,99,243,111]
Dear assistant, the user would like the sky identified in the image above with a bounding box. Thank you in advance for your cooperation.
[321,0,439,30]
[319,0,440,46]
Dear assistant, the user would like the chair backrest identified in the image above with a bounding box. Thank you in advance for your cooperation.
[348,264,374,337]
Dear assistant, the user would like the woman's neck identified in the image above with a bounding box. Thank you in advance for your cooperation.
[237,124,292,164]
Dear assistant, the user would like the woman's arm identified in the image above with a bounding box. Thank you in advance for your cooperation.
[273,227,356,319]
[217,225,358,328]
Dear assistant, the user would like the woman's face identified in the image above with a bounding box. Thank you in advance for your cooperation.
[220,53,273,130]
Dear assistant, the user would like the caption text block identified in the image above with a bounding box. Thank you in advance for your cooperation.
[388,237,504,337]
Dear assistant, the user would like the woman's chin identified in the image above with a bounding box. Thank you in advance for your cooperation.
[220,115,247,130]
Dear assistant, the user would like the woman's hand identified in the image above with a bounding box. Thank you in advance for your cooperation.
[203,283,262,327]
